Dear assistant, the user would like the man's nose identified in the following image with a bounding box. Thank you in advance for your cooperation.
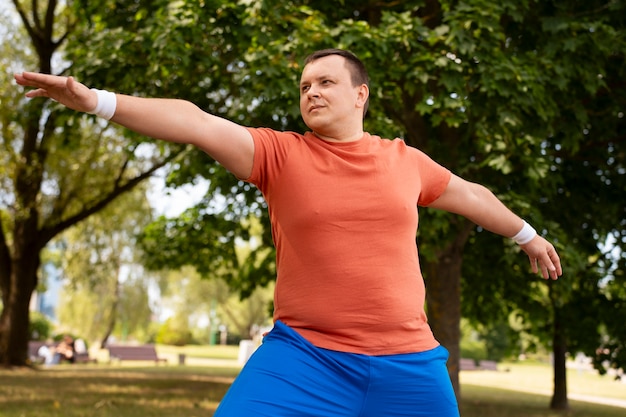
[306,84,320,98]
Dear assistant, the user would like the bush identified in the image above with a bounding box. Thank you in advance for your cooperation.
[460,318,488,361]
[460,338,488,361]
[29,311,52,341]
[155,319,193,346]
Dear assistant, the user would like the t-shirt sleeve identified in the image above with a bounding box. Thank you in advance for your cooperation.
[244,127,291,193]
[413,149,452,206]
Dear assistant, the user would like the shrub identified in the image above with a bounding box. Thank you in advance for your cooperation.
[155,319,193,346]
[29,311,52,341]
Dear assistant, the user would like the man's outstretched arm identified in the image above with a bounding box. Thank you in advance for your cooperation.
[14,72,255,179]
[428,174,563,280]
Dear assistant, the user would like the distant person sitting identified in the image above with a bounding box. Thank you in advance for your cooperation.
[56,335,76,363]
[37,338,57,365]
[40,335,75,365]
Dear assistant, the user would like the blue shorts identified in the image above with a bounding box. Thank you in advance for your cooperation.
[214,321,459,417]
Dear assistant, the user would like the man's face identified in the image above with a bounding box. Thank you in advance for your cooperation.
[299,55,366,138]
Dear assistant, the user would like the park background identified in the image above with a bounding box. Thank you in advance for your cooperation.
[0,0,625,414]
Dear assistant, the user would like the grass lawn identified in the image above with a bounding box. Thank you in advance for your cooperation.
[461,384,625,417]
[0,365,235,417]
[460,361,626,403]
[1,353,624,417]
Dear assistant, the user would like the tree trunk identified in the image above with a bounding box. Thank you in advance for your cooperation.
[423,241,464,399]
[99,266,122,349]
[550,285,569,410]
[0,109,46,366]
[421,218,473,400]
[0,255,40,367]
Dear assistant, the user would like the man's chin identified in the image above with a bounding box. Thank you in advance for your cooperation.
[302,116,325,132]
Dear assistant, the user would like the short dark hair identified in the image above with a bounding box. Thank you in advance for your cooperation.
[304,49,370,116]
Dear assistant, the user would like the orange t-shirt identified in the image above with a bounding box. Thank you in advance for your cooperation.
[246,128,451,355]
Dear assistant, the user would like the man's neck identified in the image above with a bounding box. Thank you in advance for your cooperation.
[313,129,364,143]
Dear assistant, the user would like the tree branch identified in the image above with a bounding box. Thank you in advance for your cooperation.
[39,149,188,245]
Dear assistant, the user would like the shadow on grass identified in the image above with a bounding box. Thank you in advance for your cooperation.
[0,366,235,417]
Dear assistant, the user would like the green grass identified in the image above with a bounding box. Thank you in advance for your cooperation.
[0,357,624,417]
[460,361,626,402]
[461,384,625,417]
[0,366,234,417]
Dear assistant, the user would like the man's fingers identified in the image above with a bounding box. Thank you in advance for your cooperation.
[536,255,550,280]
[25,88,48,98]
[523,238,562,281]
[528,254,559,280]
[549,249,563,277]
[529,257,539,274]
[15,72,69,91]
[15,73,93,111]
[541,261,551,280]
[536,252,561,280]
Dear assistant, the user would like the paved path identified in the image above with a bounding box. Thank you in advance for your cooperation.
[567,392,626,408]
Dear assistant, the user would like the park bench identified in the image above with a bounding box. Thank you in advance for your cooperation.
[459,358,499,371]
[478,359,499,371]
[460,358,478,371]
[107,344,167,364]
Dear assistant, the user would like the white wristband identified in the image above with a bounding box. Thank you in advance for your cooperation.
[89,88,117,120]
[512,220,537,245]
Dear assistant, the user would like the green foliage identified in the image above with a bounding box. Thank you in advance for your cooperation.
[55,187,154,345]
[460,318,519,362]
[454,0,626,377]
[28,311,52,341]
[115,276,154,343]
[478,321,519,362]
[150,267,273,344]
[155,318,193,346]
[460,319,487,361]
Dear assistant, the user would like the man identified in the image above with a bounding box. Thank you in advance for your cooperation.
[16,49,561,416]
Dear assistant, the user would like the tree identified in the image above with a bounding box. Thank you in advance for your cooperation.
[154,266,273,344]
[129,0,625,404]
[0,0,183,366]
[55,186,154,348]
[461,0,626,408]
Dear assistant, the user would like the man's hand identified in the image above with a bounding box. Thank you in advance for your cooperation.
[14,72,97,113]
[520,235,562,280]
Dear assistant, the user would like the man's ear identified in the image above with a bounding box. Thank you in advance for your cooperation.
[356,84,369,109]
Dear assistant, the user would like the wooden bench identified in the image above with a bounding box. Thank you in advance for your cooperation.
[107,344,167,364]
[28,340,49,364]
[479,359,498,371]
[460,358,478,371]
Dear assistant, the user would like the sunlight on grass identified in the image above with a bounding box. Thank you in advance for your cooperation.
[460,361,626,401]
